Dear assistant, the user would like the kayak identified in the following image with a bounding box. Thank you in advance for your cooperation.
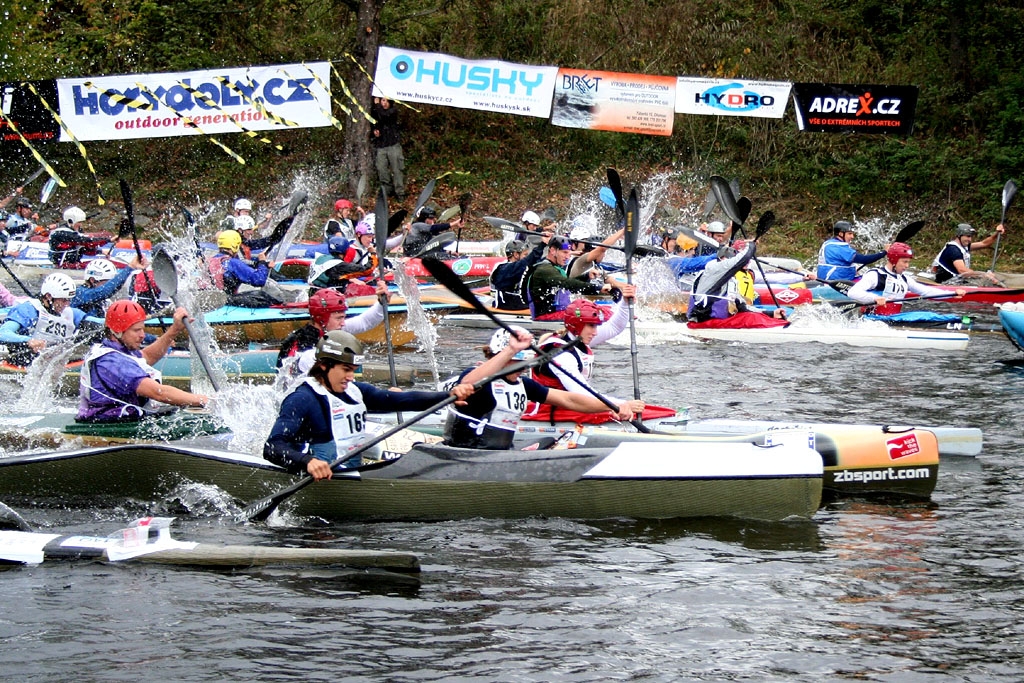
[0,516,419,570]
[998,305,1024,352]
[144,302,453,346]
[412,407,944,499]
[404,255,505,279]
[0,435,824,522]
[608,319,971,351]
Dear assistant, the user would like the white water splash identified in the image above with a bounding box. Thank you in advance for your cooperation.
[394,267,440,384]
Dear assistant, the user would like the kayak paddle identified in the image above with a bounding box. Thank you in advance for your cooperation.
[374,187,400,392]
[992,179,1017,271]
[623,187,642,404]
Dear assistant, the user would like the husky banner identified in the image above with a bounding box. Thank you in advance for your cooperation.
[1,80,60,146]
[792,83,918,134]
[55,62,333,142]
[551,68,676,136]
[374,46,558,118]
[675,77,790,119]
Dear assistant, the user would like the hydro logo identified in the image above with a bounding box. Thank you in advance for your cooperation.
[389,54,546,97]
[807,92,902,117]
[695,82,775,112]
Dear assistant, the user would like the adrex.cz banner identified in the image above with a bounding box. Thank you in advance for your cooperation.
[1,80,60,146]
[792,83,918,134]
[374,46,558,118]
[56,62,333,142]
[551,69,676,136]
[675,77,790,119]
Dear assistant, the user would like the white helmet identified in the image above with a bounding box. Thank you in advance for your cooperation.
[41,272,77,299]
[84,258,118,281]
[63,206,87,226]
[234,198,252,212]
[488,326,536,361]
[705,221,727,234]
[569,215,597,241]
[521,211,541,226]
[234,214,256,232]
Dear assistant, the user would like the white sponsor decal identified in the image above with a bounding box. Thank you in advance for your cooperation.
[675,77,791,118]
[373,47,558,118]
[832,467,932,484]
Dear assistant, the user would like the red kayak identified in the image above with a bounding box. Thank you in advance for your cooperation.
[908,285,1024,305]
[754,285,814,306]
[521,403,679,425]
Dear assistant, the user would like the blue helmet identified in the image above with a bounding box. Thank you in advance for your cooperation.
[328,236,350,256]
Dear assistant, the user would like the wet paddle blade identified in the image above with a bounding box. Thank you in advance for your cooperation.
[606,168,625,216]
[413,178,436,219]
[287,190,308,216]
[701,188,718,219]
[483,215,522,232]
[151,245,179,297]
[40,177,57,205]
[755,211,776,241]
[599,186,617,209]
[387,209,407,236]
[894,220,925,244]
[412,231,456,259]
[710,176,744,227]
[1002,180,1018,224]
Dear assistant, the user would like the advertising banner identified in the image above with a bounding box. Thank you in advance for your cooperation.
[792,83,918,134]
[1,80,60,146]
[56,62,333,141]
[374,46,558,118]
[675,77,790,119]
[551,68,676,136]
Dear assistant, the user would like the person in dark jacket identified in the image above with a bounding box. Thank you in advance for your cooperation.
[489,239,545,310]
[264,331,474,479]
[371,96,406,201]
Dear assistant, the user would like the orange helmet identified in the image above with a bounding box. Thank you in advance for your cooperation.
[308,288,348,327]
[106,299,149,334]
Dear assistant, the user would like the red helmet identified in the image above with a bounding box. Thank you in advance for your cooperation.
[334,199,353,212]
[564,298,607,336]
[887,242,914,266]
[105,299,149,334]
[308,288,348,327]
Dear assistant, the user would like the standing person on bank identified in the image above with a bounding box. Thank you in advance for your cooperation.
[371,96,406,202]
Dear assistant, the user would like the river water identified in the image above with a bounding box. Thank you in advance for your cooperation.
[1,314,1023,681]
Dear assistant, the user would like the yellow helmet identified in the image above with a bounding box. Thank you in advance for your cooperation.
[217,229,242,252]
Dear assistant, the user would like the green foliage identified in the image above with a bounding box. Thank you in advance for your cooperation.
[2,0,1023,266]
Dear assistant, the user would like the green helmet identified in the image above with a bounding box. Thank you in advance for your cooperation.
[316,330,364,365]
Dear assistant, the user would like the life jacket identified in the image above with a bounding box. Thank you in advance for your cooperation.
[525,261,572,318]
[27,299,77,344]
[687,270,737,322]
[443,378,529,450]
[208,253,229,290]
[77,344,166,421]
[932,240,970,282]
[530,335,593,390]
[302,378,379,467]
[735,269,757,304]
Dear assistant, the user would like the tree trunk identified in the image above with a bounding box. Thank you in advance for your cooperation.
[340,0,385,204]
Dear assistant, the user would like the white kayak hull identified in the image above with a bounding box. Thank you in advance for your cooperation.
[610,321,970,351]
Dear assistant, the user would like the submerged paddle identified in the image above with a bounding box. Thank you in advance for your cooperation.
[237,341,572,523]
[623,187,642,403]
[151,246,222,392]
[0,501,33,532]
[992,180,1017,271]
[374,188,400,392]
[421,257,654,433]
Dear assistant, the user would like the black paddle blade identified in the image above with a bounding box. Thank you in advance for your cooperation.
[412,232,456,259]
[119,179,135,225]
[894,220,925,244]
[375,188,389,248]
[387,209,408,236]
[755,211,776,240]
[287,190,308,216]
[413,178,436,219]
[729,177,742,201]
[710,176,744,227]
[606,168,625,216]
[458,192,472,218]
[624,188,640,259]
[483,215,522,232]
[701,187,718,219]
[633,244,667,258]
[421,256,488,314]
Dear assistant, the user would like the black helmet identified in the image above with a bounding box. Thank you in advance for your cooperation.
[417,206,437,220]
[505,239,528,256]
[833,220,853,236]
[955,223,977,237]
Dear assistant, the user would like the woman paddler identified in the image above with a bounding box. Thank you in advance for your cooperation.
[76,300,209,422]
[264,331,475,480]
[528,298,644,419]
[442,326,636,450]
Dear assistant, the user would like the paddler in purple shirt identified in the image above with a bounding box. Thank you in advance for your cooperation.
[76,299,210,423]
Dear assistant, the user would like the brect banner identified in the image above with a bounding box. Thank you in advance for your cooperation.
[373,46,558,118]
[1,80,60,145]
[675,77,790,119]
[792,83,918,134]
[551,68,676,136]
[56,62,333,142]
